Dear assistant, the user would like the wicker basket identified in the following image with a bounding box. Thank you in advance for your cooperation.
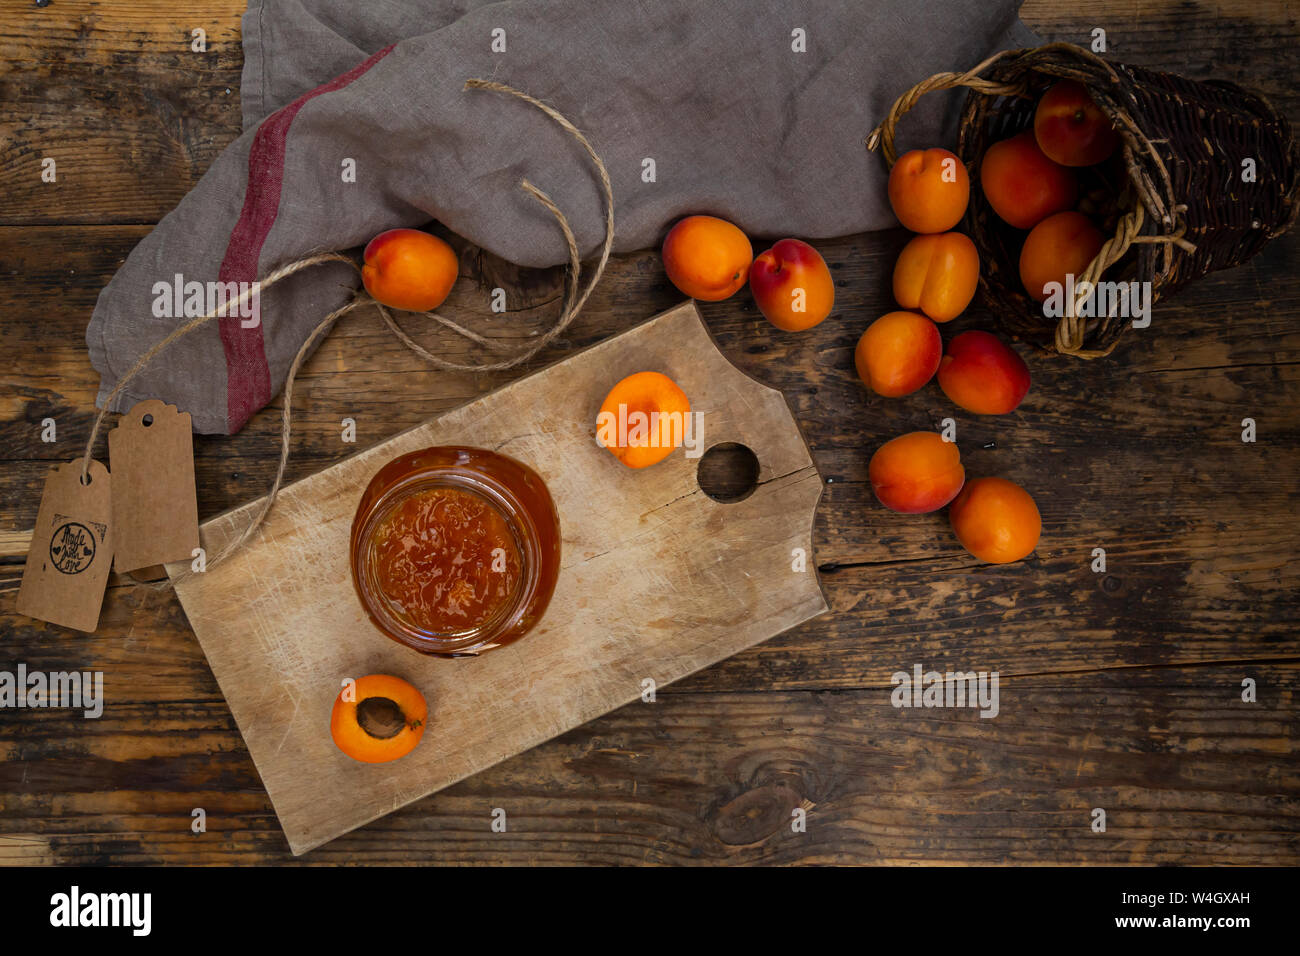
[866,42,1300,357]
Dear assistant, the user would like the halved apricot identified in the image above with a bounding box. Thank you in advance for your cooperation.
[330,674,428,764]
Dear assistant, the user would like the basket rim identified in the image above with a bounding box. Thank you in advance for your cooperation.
[863,40,1296,357]
[957,50,1198,355]
[975,44,1186,243]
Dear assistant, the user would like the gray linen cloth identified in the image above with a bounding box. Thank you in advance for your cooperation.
[88,0,1038,434]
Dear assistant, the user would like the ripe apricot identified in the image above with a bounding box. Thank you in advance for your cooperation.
[362,228,459,312]
[979,131,1078,230]
[887,148,970,234]
[1019,211,1104,302]
[869,431,965,514]
[330,674,428,764]
[1034,80,1119,167]
[662,215,753,301]
[750,238,835,331]
[892,232,979,322]
[938,330,1031,415]
[949,477,1041,563]
[596,371,692,469]
[855,311,942,398]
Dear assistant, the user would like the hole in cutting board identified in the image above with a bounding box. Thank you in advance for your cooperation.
[697,442,760,503]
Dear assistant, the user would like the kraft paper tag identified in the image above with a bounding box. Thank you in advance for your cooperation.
[107,399,199,572]
[16,459,114,633]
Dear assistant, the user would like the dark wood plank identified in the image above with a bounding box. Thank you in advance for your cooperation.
[1023,0,1299,113]
[0,0,245,225]
[1,664,1294,864]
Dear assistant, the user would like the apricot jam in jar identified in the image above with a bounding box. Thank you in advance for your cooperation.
[350,446,561,657]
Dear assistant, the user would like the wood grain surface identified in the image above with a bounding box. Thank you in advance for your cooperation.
[0,0,1297,864]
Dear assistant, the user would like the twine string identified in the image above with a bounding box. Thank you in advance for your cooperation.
[79,252,355,483]
[181,294,367,581]
[80,79,614,583]
[377,179,584,371]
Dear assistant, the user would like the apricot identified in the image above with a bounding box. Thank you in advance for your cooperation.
[1019,211,1104,302]
[750,238,835,331]
[887,148,970,234]
[855,311,942,398]
[1034,80,1119,167]
[979,131,1078,230]
[892,232,979,322]
[949,477,1041,563]
[662,215,753,301]
[362,228,459,312]
[869,432,965,514]
[938,330,1031,415]
[330,674,428,764]
[596,371,691,469]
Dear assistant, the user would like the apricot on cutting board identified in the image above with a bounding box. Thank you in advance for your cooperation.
[662,215,753,301]
[362,228,459,312]
[596,371,692,469]
[330,674,428,764]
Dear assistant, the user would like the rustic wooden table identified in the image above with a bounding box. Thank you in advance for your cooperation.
[1,0,1297,865]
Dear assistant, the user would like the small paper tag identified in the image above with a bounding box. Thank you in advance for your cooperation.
[107,399,200,573]
[16,459,114,633]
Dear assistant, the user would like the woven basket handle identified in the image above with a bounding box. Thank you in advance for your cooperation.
[865,48,1029,166]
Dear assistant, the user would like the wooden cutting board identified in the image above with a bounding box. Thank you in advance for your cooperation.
[169,300,827,854]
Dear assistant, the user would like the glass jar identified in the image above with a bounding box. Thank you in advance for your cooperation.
[350,446,561,657]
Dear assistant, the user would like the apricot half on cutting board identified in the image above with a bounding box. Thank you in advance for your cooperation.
[330,674,428,764]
